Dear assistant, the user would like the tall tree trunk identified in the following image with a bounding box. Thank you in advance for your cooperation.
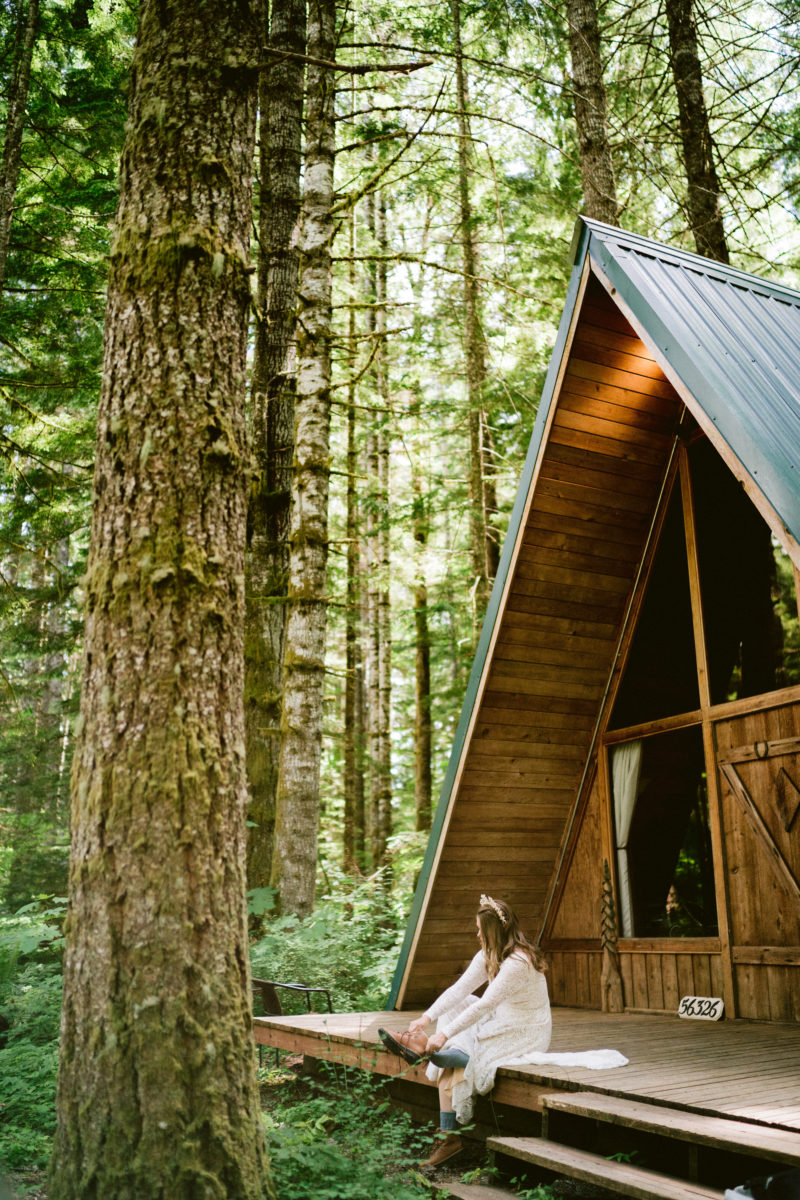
[412,471,432,832]
[245,0,306,892]
[0,0,40,300]
[665,0,729,262]
[270,0,336,917]
[451,0,495,622]
[49,3,271,1198]
[343,202,365,872]
[564,0,618,224]
[372,193,392,872]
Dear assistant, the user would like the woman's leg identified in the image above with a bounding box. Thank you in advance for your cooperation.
[438,1068,457,1129]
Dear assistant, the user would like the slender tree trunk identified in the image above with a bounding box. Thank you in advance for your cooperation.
[665,0,729,262]
[245,0,306,892]
[451,0,495,622]
[270,0,336,917]
[0,0,40,300]
[564,0,618,224]
[412,472,432,832]
[373,193,392,872]
[343,203,365,873]
[49,3,270,1198]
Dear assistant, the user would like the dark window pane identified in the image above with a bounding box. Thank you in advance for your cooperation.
[610,484,699,728]
[690,438,799,702]
[612,726,718,938]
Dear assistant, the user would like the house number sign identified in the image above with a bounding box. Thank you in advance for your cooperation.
[678,996,724,1020]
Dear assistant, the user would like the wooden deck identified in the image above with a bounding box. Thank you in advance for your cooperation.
[254,1006,800,1133]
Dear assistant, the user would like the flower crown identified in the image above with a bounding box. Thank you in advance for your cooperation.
[479,893,508,927]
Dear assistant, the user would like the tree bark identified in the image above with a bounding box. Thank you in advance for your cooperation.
[665,0,729,262]
[270,0,336,916]
[373,193,392,872]
[564,0,618,224]
[343,202,366,873]
[0,0,40,301]
[49,3,271,1197]
[412,472,432,832]
[245,0,306,892]
[451,0,496,624]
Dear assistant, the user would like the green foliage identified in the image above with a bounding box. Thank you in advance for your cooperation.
[250,872,405,1012]
[0,905,64,1172]
[263,1065,431,1200]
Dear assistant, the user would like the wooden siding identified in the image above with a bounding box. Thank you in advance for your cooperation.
[714,700,800,1021]
[400,275,683,1007]
[618,947,724,1013]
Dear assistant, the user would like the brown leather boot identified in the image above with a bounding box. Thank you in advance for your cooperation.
[378,1027,428,1065]
[419,1132,463,1168]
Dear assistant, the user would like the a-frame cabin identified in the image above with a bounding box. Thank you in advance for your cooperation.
[390,217,800,1026]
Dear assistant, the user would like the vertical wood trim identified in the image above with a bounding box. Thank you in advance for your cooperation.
[392,256,594,1008]
[794,566,800,627]
[704,721,737,1017]
[679,447,711,710]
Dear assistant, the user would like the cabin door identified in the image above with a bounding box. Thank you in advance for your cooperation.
[714,702,800,1021]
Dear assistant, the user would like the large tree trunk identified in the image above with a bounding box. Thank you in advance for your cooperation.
[565,0,618,224]
[0,0,40,299]
[245,0,306,892]
[665,0,729,262]
[270,0,336,916]
[49,3,271,1198]
[451,0,496,623]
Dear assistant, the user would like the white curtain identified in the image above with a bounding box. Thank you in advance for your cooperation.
[611,740,643,938]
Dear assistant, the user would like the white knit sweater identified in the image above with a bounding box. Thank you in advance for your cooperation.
[423,949,627,1122]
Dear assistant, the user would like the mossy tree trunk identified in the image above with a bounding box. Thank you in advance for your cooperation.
[245,0,306,892]
[0,0,40,299]
[270,0,336,916]
[451,0,497,626]
[371,193,392,872]
[49,3,272,1197]
[565,0,618,224]
[343,203,366,873]
[665,0,729,262]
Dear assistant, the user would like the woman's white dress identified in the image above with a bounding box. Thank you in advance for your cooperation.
[423,950,627,1122]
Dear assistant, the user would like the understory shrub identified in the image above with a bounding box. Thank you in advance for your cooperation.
[264,1064,432,1200]
[249,871,406,1012]
[0,907,64,1171]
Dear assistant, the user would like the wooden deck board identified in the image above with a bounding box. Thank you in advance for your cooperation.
[254,1007,800,1133]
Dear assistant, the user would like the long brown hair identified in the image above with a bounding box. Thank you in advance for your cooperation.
[477,897,547,980]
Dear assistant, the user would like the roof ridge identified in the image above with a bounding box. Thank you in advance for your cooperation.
[577,216,800,307]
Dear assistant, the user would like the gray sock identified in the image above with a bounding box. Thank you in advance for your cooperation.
[439,1110,457,1131]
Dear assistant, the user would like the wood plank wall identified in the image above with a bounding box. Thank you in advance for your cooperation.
[400,274,684,1008]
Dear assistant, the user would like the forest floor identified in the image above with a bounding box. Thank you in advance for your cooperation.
[259,1055,617,1200]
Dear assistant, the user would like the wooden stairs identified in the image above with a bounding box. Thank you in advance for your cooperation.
[487,1091,800,1199]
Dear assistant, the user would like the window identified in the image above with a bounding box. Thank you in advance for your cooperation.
[611,726,717,938]
[610,485,699,729]
[690,438,800,702]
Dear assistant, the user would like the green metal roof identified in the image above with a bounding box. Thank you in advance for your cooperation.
[580,218,800,549]
[387,218,800,1009]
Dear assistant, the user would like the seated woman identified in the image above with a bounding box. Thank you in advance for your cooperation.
[380,894,627,1168]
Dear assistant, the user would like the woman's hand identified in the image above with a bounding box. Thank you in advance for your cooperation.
[425,1031,447,1054]
[407,1016,429,1035]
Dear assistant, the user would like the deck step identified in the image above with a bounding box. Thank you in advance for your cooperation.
[542,1091,800,1166]
[430,1181,517,1200]
[487,1136,721,1200]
